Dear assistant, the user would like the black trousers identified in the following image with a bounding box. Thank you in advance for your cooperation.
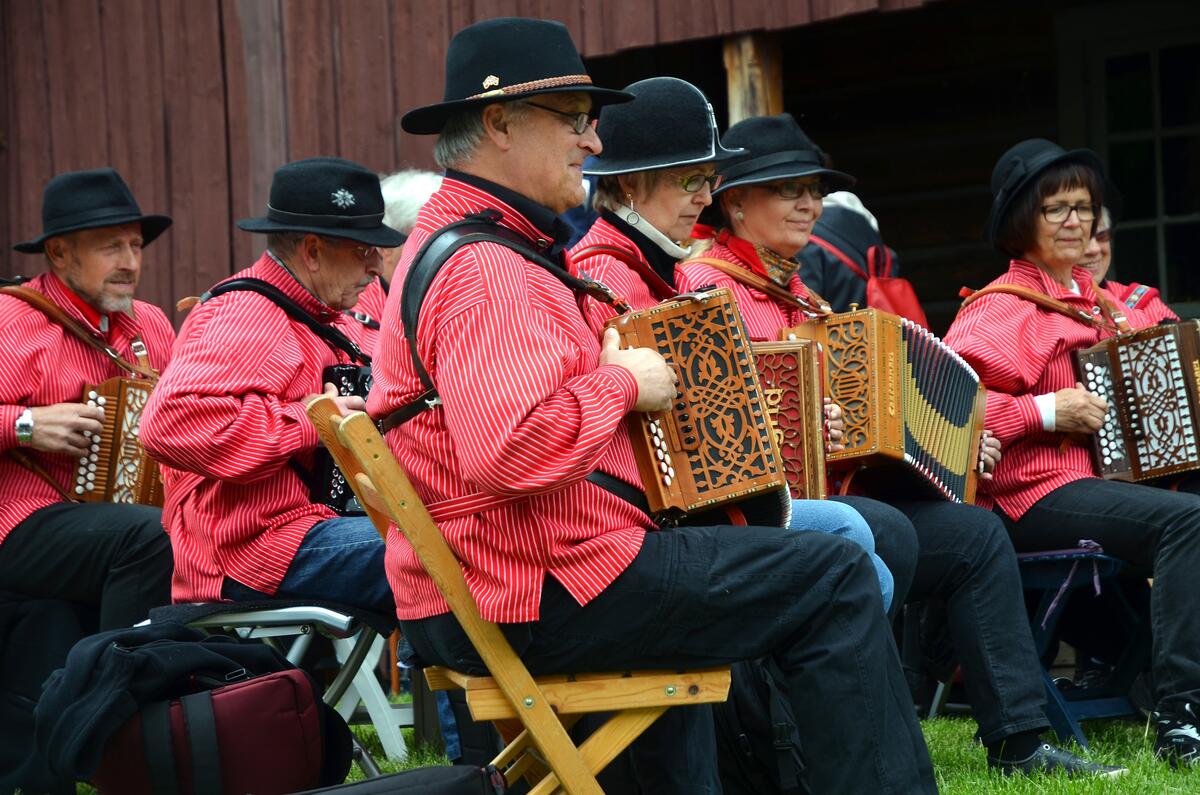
[897,500,1049,745]
[832,496,919,614]
[0,503,173,631]
[1003,477,1200,709]
[402,525,936,795]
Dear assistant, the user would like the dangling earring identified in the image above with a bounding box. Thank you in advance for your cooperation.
[735,210,744,222]
[626,194,641,225]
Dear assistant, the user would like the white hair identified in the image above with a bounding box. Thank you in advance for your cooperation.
[822,191,879,232]
[378,170,443,234]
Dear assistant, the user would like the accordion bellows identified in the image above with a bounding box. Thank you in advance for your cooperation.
[606,289,787,517]
[1074,320,1200,481]
[752,340,827,500]
[786,308,986,504]
[76,377,163,506]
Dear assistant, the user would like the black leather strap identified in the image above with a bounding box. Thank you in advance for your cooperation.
[180,690,223,795]
[204,277,370,365]
[384,209,623,429]
[585,470,651,517]
[141,700,178,795]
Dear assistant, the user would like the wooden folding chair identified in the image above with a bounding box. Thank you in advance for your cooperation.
[306,396,731,795]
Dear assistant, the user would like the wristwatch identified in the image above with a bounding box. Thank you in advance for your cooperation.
[15,408,33,446]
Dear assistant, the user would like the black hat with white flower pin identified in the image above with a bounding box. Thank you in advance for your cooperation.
[237,157,406,247]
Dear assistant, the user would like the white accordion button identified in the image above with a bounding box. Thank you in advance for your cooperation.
[96,397,106,406]
[88,390,97,400]
[75,485,85,494]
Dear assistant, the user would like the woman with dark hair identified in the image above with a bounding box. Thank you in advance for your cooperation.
[946,137,1200,767]
[677,117,1125,776]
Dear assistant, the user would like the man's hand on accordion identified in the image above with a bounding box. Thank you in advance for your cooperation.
[28,402,105,457]
[823,398,846,453]
[978,431,1001,480]
[599,327,675,413]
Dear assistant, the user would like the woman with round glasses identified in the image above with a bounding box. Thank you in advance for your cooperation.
[678,120,1128,776]
[945,138,1200,768]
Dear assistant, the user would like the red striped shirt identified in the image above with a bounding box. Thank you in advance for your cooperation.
[0,273,175,544]
[1102,280,1179,325]
[675,240,815,341]
[571,215,671,326]
[140,254,374,602]
[367,177,649,623]
[944,260,1158,519]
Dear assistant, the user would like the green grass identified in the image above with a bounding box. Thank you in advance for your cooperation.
[74,715,1200,792]
[346,715,1200,793]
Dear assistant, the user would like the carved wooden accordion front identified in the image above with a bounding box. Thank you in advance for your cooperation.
[785,308,986,503]
[606,288,787,517]
[76,377,163,506]
[1073,320,1200,481]
[752,340,827,500]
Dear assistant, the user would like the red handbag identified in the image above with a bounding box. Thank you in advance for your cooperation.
[809,235,929,326]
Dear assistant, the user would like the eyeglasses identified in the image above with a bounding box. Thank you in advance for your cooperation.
[328,240,380,261]
[521,101,596,135]
[1041,203,1096,223]
[762,180,826,201]
[667,172,724,193]
[1095,228,1112,243]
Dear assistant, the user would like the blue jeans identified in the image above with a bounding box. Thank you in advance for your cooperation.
[224,516,393,615]
[788,498,894,612]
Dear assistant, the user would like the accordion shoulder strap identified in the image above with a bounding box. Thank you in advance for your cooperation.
[683,256,832,316]
[571,244,677,301]
[202,278,370,365]
[0,286,158,379]
[9,449,75,502]
[382,210,626,431]
[959,283,1119,330]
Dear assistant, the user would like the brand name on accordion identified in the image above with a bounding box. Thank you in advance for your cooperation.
[886,352,897,417]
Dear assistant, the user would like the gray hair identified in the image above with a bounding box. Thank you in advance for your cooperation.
[266,232,306,257]
[379,170,443,234]
[433,101,528,170]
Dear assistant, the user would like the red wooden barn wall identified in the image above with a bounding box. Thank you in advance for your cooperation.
[0,0,928,323]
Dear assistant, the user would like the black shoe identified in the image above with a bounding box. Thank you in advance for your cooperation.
[1154,702,1200,767]
[987,743,1128,777]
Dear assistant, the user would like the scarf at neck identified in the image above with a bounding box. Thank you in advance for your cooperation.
[691,225,801,286]
[613,204,692,260]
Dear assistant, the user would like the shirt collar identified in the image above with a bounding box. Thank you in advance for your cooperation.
[46,272,115,341]
[445,169,573,254]
[602,211,678,289]
[252,251,343,322]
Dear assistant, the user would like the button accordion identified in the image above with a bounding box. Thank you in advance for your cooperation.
[605,288,787,518]
[784,307,986,503]
[1073,320,1200,481]
[76,377,163,506]
[751,339,827,500]
[310,364,373,514]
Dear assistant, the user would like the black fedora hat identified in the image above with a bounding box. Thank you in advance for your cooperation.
[401,17,632,135]
[14,168,172,254]
[583,77,744,176]
[984,138,1105,244]
[237,157,406,247]
[713,114,855,195]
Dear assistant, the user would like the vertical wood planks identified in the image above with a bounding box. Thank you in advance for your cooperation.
[41,0,109,171]
[334,0,394,173]
[283,0,338,160]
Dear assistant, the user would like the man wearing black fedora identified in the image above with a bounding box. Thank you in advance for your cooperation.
[367,17,935,793]
[0,167,176,792]
[140,157,403,614]
[0,167,175,629]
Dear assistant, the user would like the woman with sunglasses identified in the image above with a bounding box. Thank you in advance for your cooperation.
[570,79,898,610]
[568,77,911,793]
[1081,206,1179,324]
[946,138,1200,768]
[678,118,1126,776]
